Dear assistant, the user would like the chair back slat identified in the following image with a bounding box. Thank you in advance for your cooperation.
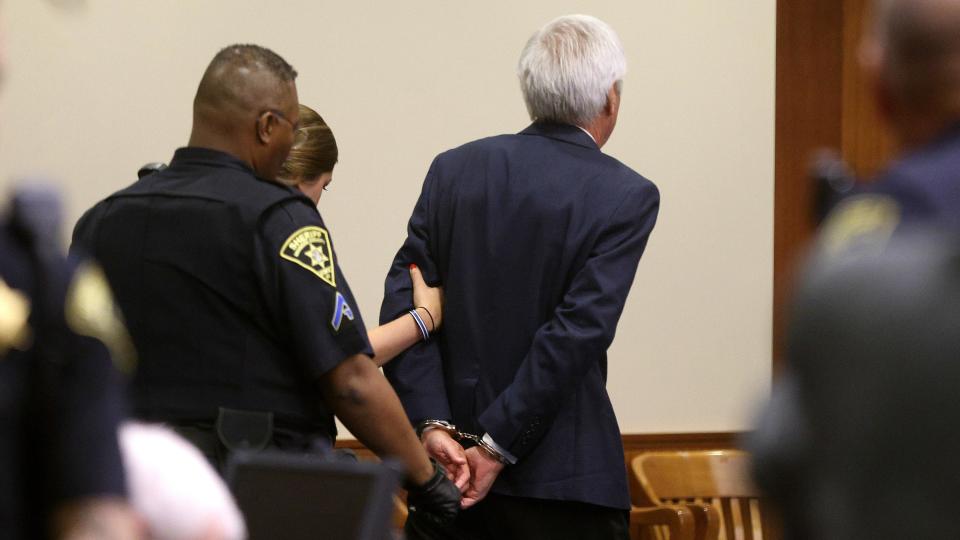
[721,497,768,540]
[657,502,674,540]
[729,498,745,540]
[713,497,727,540]
[750,498,764,540]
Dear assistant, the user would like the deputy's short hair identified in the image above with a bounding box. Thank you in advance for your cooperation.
[209,44,298,83]
[517,15,627,127]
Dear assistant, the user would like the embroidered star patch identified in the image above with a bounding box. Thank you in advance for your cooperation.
[280,226,337,287]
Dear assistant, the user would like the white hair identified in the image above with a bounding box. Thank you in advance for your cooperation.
[517,14,627,126]
[120,422,247,540]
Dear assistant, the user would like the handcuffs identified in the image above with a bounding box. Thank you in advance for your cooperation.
[417,419,510,465]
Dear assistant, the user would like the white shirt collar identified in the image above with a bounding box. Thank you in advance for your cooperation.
[576,125,598,145]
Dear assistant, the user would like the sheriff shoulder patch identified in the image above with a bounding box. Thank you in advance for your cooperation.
[820,194,901,256]
[0,278,31,355]
[280,226,337,287]
[65,262,137,374]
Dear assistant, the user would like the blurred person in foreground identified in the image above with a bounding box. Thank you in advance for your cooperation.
[0,197,139,540]
[819,0,960,252]
[752,229,960,539]
[379,14,660,540]
[71,44,459,526]
[0,7,138,539]
[752,1,960,537]
[119,422,246,540]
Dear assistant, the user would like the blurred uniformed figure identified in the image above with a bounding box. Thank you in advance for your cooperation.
[0,4,138,536]
[752,1,960,538]
[752,230,960,540]
[819,0,960,251]
[0,189,139,539]
[71,44,459,524]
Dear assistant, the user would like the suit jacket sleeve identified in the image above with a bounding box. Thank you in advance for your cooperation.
[478,181,660,460]
[380,160,452,425]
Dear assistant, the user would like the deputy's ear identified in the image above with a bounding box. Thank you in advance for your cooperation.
[256,111,274,145]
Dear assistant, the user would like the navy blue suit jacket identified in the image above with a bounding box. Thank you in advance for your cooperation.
[380,122,659,509]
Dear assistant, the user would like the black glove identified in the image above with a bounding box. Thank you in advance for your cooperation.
[405,459,460,531]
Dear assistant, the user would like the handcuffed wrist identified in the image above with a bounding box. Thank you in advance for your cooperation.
[481,433,517,465]
[414,420,510,465]
[471,436,510,465]
[416,419,457,440]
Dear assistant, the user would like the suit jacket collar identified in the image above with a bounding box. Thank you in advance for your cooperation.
[519,122,600,150]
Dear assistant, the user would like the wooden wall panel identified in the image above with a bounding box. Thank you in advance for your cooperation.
[841,0,898,178]
[774,0,844,373]
[774,0,897,373]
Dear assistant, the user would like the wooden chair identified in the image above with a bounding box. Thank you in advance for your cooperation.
[630,499,701,540]
[630,450,768,540]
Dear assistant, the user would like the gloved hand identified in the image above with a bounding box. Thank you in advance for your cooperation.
[405,459,460,531]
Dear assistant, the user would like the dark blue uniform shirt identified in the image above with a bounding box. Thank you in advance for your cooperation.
[0,220,127,539]
[72,147,372,440]
[868,122,960,230]
[380,123,660,510]
[820,123,960,253]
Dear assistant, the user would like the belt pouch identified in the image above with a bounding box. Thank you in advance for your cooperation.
[215,407,273,452]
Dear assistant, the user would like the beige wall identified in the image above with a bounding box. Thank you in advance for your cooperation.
[0,1,775,434]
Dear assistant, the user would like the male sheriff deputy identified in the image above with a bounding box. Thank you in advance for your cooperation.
[72,44,459,525]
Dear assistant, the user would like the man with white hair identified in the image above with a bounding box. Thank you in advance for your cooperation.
[380,14,659,539]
